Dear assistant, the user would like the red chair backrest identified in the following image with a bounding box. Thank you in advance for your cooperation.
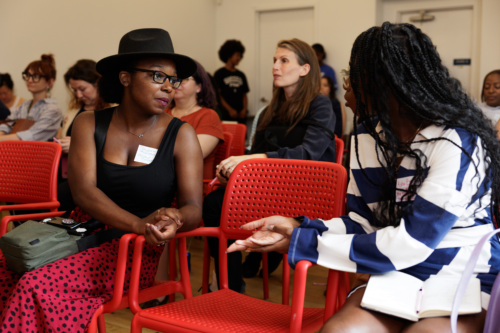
[0,141,61,204]
[220,158,347,237]
[335,137,344,164]
[221,123,247,156]
[212,131,233,177]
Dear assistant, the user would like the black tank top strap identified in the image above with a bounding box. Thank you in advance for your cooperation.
[94,107,115,157]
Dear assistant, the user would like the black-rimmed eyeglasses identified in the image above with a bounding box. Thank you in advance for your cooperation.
[128,68,182,89]
[22,72,42,83]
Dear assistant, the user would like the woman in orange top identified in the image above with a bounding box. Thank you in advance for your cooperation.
[166,60,224,178]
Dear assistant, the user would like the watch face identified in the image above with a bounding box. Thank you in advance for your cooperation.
[62,218,76,225]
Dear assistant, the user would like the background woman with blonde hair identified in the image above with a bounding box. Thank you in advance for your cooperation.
[204,38,337,292]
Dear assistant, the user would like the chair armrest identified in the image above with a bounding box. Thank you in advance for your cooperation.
[0,211,65,236]
[202,178,222,196]
[175,226,220,239]
[289,260,314,333]
[101,233,138,312]
[129,234,194,314]
[129,228,218,313]
[0,202,60,214]
[289,259,350,332]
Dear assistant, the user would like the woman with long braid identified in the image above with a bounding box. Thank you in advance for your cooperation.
[228,22,500,332]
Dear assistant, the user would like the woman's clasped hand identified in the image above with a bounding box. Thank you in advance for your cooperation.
[144,208,183,246]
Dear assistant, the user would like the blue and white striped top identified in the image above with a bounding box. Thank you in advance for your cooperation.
[289,122,500,307]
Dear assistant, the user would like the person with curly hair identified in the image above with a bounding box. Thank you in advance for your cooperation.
[213,39,249,124]
[229,22,500,332]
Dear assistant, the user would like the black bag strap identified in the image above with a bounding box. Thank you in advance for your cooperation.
[76,227,127,252]
[94,107,115,157]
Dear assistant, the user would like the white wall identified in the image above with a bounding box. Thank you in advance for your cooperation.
[0,0,217,112]
[479,0,500,95]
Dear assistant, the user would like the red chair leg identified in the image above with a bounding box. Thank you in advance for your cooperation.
[97,313,106,333]
[202,237,211,293]
[87,306,103,333]
[282,254,291,305]
[262,253,269,299]
[168,240,177,302]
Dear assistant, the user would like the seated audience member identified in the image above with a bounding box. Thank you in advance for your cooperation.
[0,28,202,332]
[57,59,111,154]
[312,43,338,90]
[0,54,62,141]
[204,38,336,292]
[145,60,224,308]
[229,22,500,333]
[320,75,345,138]
[214,39,249,124]
[478,69,500,138]
[167,59,224,178]
[0,100,9,120]
[56,59,112,211]
[0,73,25,114]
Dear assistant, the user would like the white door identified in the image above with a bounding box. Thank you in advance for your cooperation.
[382,2,475,95]
[255,7,315,115]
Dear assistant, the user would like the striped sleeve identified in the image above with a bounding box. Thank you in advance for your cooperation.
[288,126,493,275]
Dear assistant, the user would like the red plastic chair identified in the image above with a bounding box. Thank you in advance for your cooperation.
[232,137,346,298]
[202,131,233,197]
[129,158,350,333]
[221,123,247,156]
[88,235,192,333]
[0,141,61,225]
[335,137,344,164]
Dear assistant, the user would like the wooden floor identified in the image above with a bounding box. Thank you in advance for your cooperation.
[103,236,330,332]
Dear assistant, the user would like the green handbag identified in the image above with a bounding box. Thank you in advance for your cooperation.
[0,220,82,274]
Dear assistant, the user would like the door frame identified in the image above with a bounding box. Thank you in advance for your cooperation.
[253,2,318,116]
[380,0,482,99]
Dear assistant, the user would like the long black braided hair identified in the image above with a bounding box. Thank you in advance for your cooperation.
[350,22,500,227]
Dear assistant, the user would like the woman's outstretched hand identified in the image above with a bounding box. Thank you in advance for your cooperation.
[226,216,300,254]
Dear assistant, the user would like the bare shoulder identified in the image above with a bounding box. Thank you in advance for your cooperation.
[178,121,196,136]
[71,111,97,143]
[173,121,201,156]
[72,111,96,131]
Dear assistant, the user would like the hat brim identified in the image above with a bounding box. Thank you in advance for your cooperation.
[96,52,196,79]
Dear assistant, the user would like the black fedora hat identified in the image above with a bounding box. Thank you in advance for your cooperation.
[96,28,196,79]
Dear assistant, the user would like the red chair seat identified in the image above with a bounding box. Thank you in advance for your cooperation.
[133,289,325,332]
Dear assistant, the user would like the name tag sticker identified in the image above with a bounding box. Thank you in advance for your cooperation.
[134,145,157,164]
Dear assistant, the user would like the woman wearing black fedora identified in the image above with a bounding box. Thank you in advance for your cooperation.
[0,28,203,332]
